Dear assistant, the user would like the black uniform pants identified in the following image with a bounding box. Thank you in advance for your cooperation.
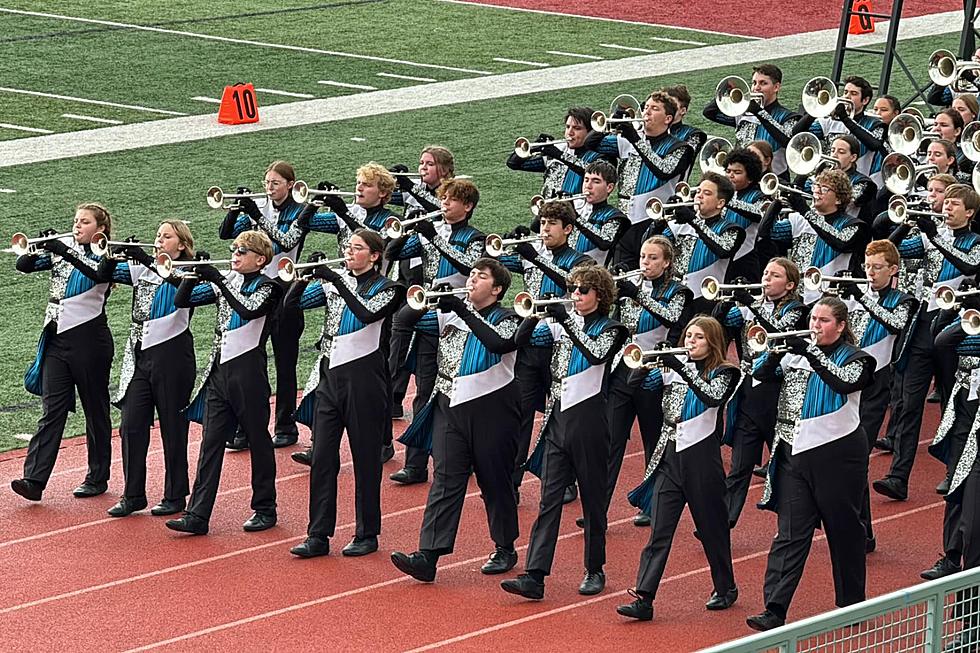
[513,345,552,488]
[119,334,195,502]
[403,330,438,472]
[308,356,387,540]
[525,398,610,576]
[24,322,113,488]
[886,314,937,484]
[186,352,277,522]
[605,364,662,513]
[636,438,735,598]
[390,265,422,405]
[419,386,520,554]
[725,381,778,528]
[940,391,977,563]
[612,218,651,271]
[271,303,304,436]
[858,366,891,538]
[763,430,868,618]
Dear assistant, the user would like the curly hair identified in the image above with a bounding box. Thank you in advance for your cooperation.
[568,263,613,315]
[356,162,396,199]
[725,147,763,183]
[814,168,853,208]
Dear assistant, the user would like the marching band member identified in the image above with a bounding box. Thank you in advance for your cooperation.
[836,240,917,550]
[794,135,877,224]
[307,162,397,254]
[724,147,768,281]
[599,90,693,269]
[928,139,960,178]
[288,230,403,558]
[758,169,867,304]
[391,259,522,581]
[11,204,115,501]
[570,160,629,267]
[874,184,980,501]
[746,297,875,631]
[165,231,283,535]
[748,140,775,177]
[647,171,746,314]
[665,84,707,179]
[600,236,693,528]
[703,64,800,178]
[871,95,902,126]
[506,107,606,199]
[500,265,627,600]
[386,178,486,485]
[616,316,741,622]
[714,257,806,528]
[498,201,593,503]
[952,95,979,128]
[100,221,198,517]
[219,161,306,448]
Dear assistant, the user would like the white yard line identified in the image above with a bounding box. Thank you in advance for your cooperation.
[190,96,222,104]
[493,57,551,67]
[317,80,378,90]
[546,51,603,61]
[650,35,705,45]
[598,43,658,53]
[61,113,124,125]
[0,11,957,169]
[255,87,315,98]
[0,86,187,116]
[433,0,762,39]
[376,72,437,82]
[0,7,494,76]
[0,122,54,134]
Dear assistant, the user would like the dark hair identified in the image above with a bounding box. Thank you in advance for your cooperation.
[644,91,678,121]
[568,263,614,315]
[877,95,900,112]
[438,178,480,213]
[843,75,873,102]
[725,147,763,183]
[701,171,735,204]
[752,64,783,84]
[832,134,861,158]
[939,107,966,134]
[814,296,855,344]
[538,200,576,227]
[584,160,618,184]
[663,84,691,109]
[566,107,594,131]
[472,257,512,298]
[265,160,296,183]
[352,228,385,269]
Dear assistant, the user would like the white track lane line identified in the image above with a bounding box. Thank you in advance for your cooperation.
[317,80,378,90]
[61,113,124,125]
[0,86,186,116]
[493,57,550,67]
[546,51,603,60]
[255,88,315,98]
[0,8,494,76]
[0,122,54,134]
[376,72,437,83]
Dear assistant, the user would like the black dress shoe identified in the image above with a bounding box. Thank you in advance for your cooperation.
[705,586,738,610]
[874,437,894,452]
[562,483,578,504]
[617,590,654,621]
[928,389,942,403]
[633,511,651,527]
[11,478,42,501]
[290,536,330,558]
[272,433,298,448]
[381,443,395,463]
[225,435,249,451]
[481,547,518,575]
[501,573,545,600]
[575,516,585,528]
[389,467,427,485]
[165,514,209,535]
[73,481,108,498]
[107,496,148,517]
[291,448,312,466]
[391,551,437,582]
[579,571,606,595]
[921,555,961,580]
[746,610,785,631]
[937,478,951,495]
[752,465,767,478]
[342,536,379,557]
[872,477,908,501]
[243,512,277,532]
[150,498,186,516]
[391,404,404,419]
[865,536,877,554]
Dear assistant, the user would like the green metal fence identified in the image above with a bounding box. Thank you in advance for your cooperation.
[697,568,980,653]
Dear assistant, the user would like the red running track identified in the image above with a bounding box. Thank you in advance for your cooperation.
[0,390,953,652]
[446,0,962,38]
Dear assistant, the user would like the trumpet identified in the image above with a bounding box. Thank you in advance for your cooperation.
[5,232,73,256]
[485,233,542,258]
[699,136,733,174]
[612,269,645,282]
[291,181,357,205]
[746,324,816,354]
[963,308,980,336]
[786,132,838,176]
[406,284,469,311]
[928,49,980,92]
[701,276,764,302]
[962,122,980,163]
[514,137,569,159]
[802,266,871,293]
[590,110,643,134]
[154,253,232,279]
[934,285,980,311]
[90,233,156,259]
[882,152,938,196]
[384,209,444,239]
[530,193,587,217]
[674,181,694,203]
[621,342,690,369]
[276,256,346,282]
[715,76,763,117]
[513,291,576,319]
[887,196,944,226]
[801,76,853,119]
[206,186,268,210]
[759,173,813,201]
[645,196,696,222]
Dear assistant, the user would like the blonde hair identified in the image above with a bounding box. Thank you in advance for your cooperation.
[234,230,274,264]
[160,220,195,260]
[356,162,396,200]
[77,202,112,238]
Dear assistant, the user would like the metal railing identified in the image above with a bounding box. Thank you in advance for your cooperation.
[697,568,980,653]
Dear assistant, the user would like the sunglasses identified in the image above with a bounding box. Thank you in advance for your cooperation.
[568,284,593,295]
[229,245,255,256]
